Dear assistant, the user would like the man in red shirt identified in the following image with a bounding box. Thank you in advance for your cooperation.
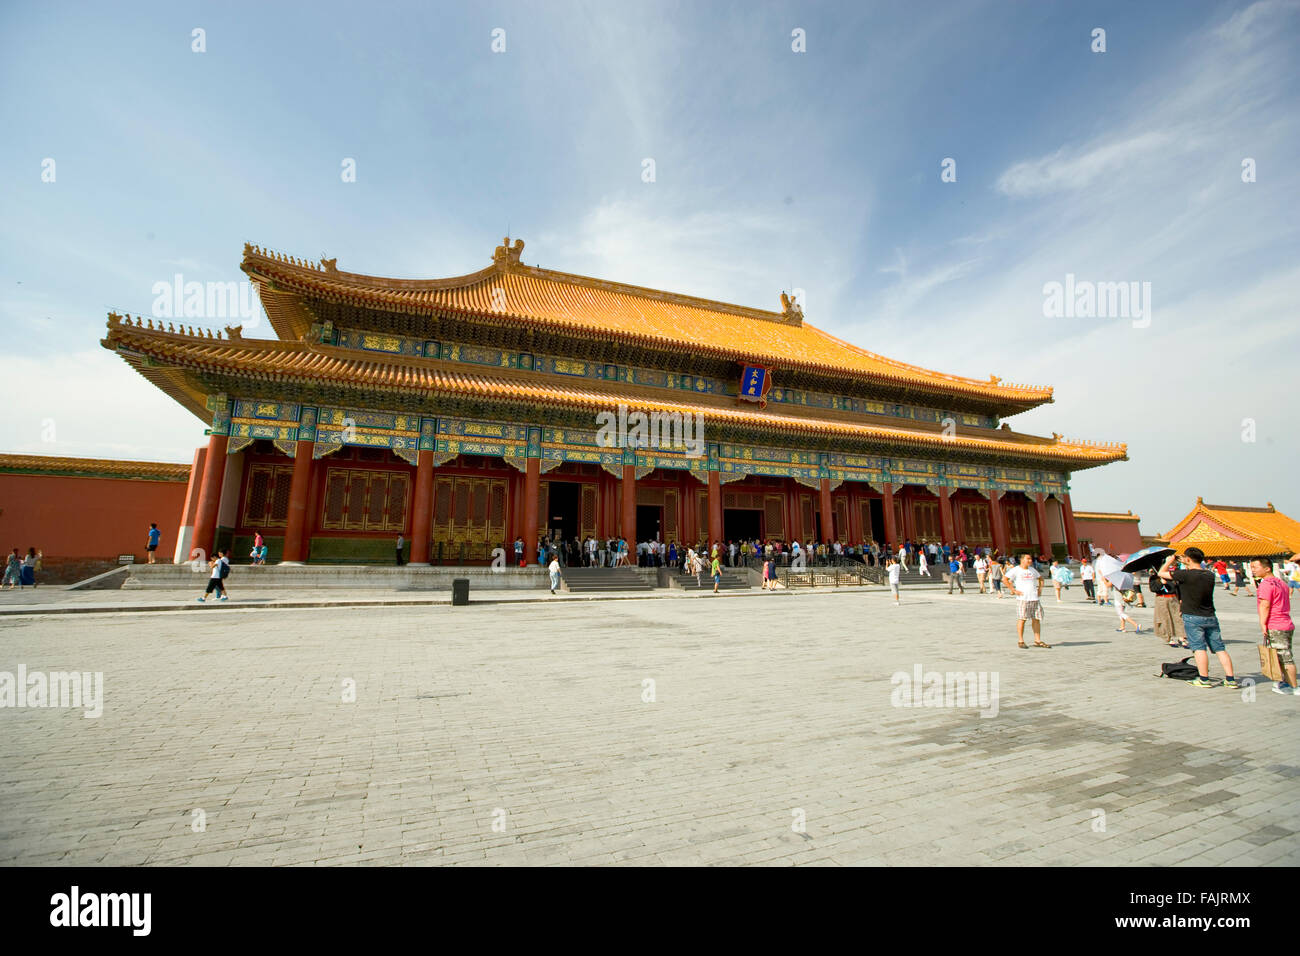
[1252,558,1296,695]
[1213,559,1230,590]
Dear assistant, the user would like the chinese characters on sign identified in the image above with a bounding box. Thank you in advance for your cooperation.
[739,365,772,406]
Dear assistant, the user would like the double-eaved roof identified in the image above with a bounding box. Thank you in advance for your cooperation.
[99,239,1129,473]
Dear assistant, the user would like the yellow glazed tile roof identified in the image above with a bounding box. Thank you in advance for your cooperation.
[1166,498,1300,554]
[0,453,191,481]
[241,241,1054,409]
[101,314,1126,471]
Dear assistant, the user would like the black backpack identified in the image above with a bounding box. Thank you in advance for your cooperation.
[218,559,231,580]
[1160,657,1198,680]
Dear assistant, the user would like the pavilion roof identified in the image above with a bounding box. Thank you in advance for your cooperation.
[1165,497,1300,556]
[241,240,1054,413]
[101,314,1126,471]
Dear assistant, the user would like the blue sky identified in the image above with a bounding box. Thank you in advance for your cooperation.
[2,0,1297,532]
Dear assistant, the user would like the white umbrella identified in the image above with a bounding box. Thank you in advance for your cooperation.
[1094,553,1133,591]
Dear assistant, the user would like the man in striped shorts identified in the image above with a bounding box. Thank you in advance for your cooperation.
[1006,552,1050,648]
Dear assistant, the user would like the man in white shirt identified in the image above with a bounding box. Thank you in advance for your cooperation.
[887,557,902,605]
[975,555,988,593]
[1006,552,1048,647]
[1080,556,1096,602]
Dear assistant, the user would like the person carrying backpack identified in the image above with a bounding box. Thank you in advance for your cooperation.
[197,550,230,602]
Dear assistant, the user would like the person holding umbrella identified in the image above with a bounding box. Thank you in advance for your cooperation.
[1096,551,1144,633]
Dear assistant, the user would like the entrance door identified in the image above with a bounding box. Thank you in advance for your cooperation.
[869,499,885,544]
[723,508,762,541]
[547,481,581,544]
[635,504,662,543]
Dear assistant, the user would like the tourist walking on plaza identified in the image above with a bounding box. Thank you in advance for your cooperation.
[197,550,230,602]
[146,522,161,563]
[1159,548,1238,688]
[548,554,561,594]
[1050,560,1072,603]
[946,553,965,594]
[1150,567,1188,648]
[989,557,1004,598]
[1007,552,1049,648]
[917,549,929,577]
[898,543,908,573]
[20,548,40,588]
[1252,557,1295,695]
[710,552,722,594]
[1113,586,1142,633]
[3,548,22,589]
[974,554,987,593]
[1080,556,1096,602]
[887,557,901,605]
[395,534,405,566]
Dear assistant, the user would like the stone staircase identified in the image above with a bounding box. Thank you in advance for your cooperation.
[559,567,658,592]
[671,568,753,591]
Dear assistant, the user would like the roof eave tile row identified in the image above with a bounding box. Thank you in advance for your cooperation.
[240,246,1055,410]
[102,317,1126,471]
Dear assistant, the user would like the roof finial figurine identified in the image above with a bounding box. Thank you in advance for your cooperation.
[321,256,337,272]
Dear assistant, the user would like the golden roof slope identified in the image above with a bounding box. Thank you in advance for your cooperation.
[241,240,1054,411]
[100,314,1125,471]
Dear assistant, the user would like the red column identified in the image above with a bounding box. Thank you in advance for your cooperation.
[409,450,434,566]
[990,491,1009,556]
[848,485,863,545]
[621,464,636,542]
[882,483,897,548]
[707,470,722,547]
[1062,493,1079,560]
[523,457,541,564]
[819,477,834,544]
[1034,493,1053,561]
[191,433,228,560]
[281,439,315,563]
[939,487,955,544]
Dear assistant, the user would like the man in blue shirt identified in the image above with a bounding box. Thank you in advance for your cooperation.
[947,555,965,594]
[146,523,161,564]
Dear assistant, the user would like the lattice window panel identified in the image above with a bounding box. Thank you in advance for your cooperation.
[537,481,548,537]
[914,501,939,541]
[268,467,293,525]
[697,490,708,541]
[386,473,410,532]
[834,498,849,542]
[490,481,508,541]
[800,495,815,542]
[432,476,453,538]
[859,501,874,542]
[662,488,677,540]
[322,470,349,530]
[1006,503,1031,546]
[893,499,905,542]
[344,473,369,530]
[764,494,784,540]
[960,502,992,545]
[636,486,665,506]
[581,484,598,539]
[242,465,273,527]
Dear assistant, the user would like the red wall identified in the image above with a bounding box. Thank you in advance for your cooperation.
[0,473,189,563]
[1074,517,1143,556]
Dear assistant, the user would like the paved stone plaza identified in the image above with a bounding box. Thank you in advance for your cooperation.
[1,585,1297,866]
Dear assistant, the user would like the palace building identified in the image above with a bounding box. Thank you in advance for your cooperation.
[1163,498,1300,560]
[100,238,1127,567]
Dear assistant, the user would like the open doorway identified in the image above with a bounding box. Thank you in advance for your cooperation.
[723,508,762,541]
[869,499,885,544]
[635,504,662,543]
[546,481,581,544]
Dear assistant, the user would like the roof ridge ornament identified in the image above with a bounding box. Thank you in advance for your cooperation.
[779,291,803,324]
[493,236,524,267]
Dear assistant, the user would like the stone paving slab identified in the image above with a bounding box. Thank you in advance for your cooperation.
[0,588,1295,866]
